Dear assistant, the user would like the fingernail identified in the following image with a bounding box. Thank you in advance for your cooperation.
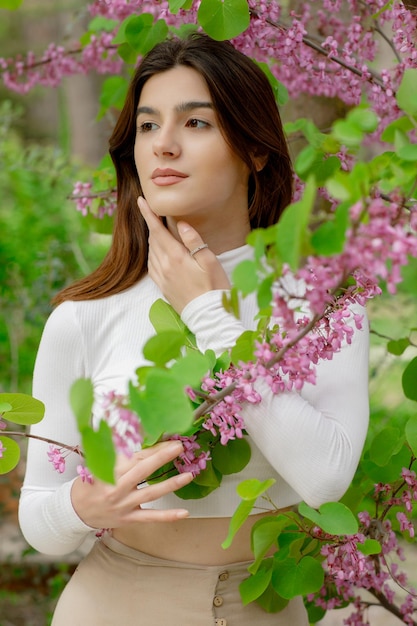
[176,509,190,519]
[168,441,184,454]
[178,472,194,483]
[177,221,191,234]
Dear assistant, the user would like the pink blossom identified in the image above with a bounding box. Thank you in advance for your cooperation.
[47,445,66,473]
[77,465,94,484]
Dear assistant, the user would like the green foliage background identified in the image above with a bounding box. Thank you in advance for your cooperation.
[0,101,109,394]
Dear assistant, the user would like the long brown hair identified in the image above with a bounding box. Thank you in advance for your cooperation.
[54,33,293,305]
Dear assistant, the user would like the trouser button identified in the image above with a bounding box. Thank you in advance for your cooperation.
[218,571,229,581]
[215,620,227,625]
[213,595,224,607]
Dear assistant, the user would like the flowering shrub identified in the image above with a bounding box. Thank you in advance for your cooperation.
[1,1,417,623]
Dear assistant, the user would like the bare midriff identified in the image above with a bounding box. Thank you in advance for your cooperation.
[112,509,292,566]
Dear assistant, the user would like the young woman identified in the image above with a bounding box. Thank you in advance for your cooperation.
[19,34,370,625]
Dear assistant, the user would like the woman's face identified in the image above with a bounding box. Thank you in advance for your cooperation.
[134,65,250,231]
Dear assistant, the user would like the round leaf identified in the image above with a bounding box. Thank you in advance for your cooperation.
[298,501,358,535]
[70,379,94,430]
[198,0,250,40]
[271,555,324,599]
[402,357,417,402]
[396,68,417,116]
[236,478,276,501]
[232,259,258,295]
[405,415,417,457]
[0,436,21,474]
[143,330,186,366]
[370,427,403,466]
[211,437,251,474]
[0,393,44,426]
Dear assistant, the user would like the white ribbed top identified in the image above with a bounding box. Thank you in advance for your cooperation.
[19,245,370,555]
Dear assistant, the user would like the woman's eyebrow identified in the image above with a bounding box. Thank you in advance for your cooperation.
[137,101,213,116]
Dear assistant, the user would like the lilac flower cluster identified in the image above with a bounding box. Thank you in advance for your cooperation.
[100,390,144,457]
[71,181,117,218]
[309,469,417,624]
[0,32,122,94]
[170,434,211,476]
[1,0,416,121]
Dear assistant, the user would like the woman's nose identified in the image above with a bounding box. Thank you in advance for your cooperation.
[153,126,181,158]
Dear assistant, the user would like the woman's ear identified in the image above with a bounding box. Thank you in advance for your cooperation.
[252,152,268,172]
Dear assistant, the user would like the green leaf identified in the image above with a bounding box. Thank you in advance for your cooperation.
[232,259,259,295]
[81,422,116,484]
[249,516,290,574]
[98,76,129,119]
[402,357,417,402]
[257,275,274,309]
[347,108,379,133]
[357,539,382,555]
[88,16,119,32]
[211,437,251,474]
[129,371,194,443]
[387,337,411,355]
[222,498,256,549]
[274,178,315,270]
[370,427,403,465]
[193,460,221,488]
[298,501,358,535]
[70,379,94,431]
[239,567,272,605]
[381,116,414,143]
[254,62,288,106]
[168,0,193,13]
[125,14,168,54]
[311,202,349,255]
[230,330,257,364]
[149,299,188,334]
[0,0,23,8]
[311,155,341,186]
[0,393,44,426]
[271,555,324,599]
[255,578,289,613]
[398,144,417,161]
[0,436,20,474]
[237,478,276,500]
[405,415,417,457]
[197,0,250,40]
[170,352,211,387]
[362,446,412,483]
[396,68,417,116]
[117,42,139,64]
[143,330,186,366]
[0,402,12,414]
[332,119,363,148]
[175,480,218,499]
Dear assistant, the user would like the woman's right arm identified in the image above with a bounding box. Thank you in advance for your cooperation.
[19,302,193,556]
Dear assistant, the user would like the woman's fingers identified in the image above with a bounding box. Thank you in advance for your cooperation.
[117,441,184,488]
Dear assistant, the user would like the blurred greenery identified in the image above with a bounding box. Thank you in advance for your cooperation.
[0,100,110,394]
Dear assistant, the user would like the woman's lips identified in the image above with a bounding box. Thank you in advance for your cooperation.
[151,168,188,186]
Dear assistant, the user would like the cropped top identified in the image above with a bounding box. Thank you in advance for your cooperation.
[19,244,370,555]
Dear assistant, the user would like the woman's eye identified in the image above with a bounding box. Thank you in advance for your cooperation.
[186,118,209,129]
[138,122,158,133]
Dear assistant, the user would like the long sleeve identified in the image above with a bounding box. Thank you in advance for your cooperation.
[18,302,97,555]
[181,288,370,509]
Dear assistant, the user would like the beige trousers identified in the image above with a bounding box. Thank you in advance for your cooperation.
[52,534,309,626]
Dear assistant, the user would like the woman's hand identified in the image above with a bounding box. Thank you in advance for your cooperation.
[70,440,193,529]
[138,197,230,313]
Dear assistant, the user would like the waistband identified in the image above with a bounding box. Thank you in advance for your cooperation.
[100,533,253,572]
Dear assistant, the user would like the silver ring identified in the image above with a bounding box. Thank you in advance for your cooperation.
[189,243,209,257]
